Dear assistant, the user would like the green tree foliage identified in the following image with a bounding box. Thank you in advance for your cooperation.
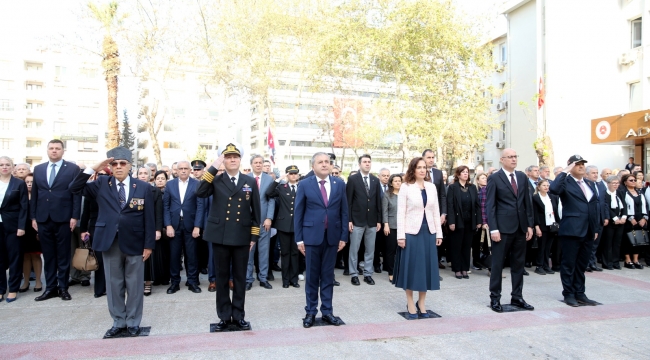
[120,109,136,149]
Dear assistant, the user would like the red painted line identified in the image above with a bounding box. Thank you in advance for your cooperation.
[3,301,650,359]
[586,271,650,291]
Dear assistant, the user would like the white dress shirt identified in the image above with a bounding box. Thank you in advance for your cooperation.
[178,178,189,216]
[316,175,330,201]
[46,159,64,185]
[84,167,130,201]
[569,175,593,201]
[226,171,239,185]
[501,168,518,186]
[0,180,8,222]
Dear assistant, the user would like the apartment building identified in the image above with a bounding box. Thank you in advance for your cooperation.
[0,50,107,166]
[481,0,649,171]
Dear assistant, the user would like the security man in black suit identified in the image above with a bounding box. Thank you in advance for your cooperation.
[266,165,301,288]
[191,159,210,276]
[486,148,535,313]
[422,149,447,269]
[195,143,261,332]
[550,155,601,307]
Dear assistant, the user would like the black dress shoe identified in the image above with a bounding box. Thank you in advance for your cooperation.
[166,284,180,294]
[438,262,446,269]
[69,279,81,286]
[283,283,290,288]
[593,266,603,272]
[267,273,275,281]
[18,285,30,293]
[564,296,579,307]
[235,319,251,330]
[613,263,621,270]
[525,262,532,268]
[291,282,300,288]
[245,282,253,291]
[94,292,106,298]
[351,277,360,286]
[188,284,202,293]
[585,266,593,272]
[522,270,529,276]
[214,320,229,331]
[551,266,561,272]
[606,265,614,270]
[534,267,546,275]
[59,290,72,301]
[333,279,340,286]
[81,280,91,286]
[343,269,350,276]
[322,314,341,326]
[633,262,644,269]
[303,314,315,328]
[363,276,375,285]
[510,298,534,310]
[490,300,503,313]
[260,281,273,289]
[104,327,125,338]
[272,264,282,271]
[543,267,555,274]
[200,268,208,275]
[127,326,140,336]
[335,263,345,270]
[374,266,382,273]
[576,295,598,306]
[624,262,635,269]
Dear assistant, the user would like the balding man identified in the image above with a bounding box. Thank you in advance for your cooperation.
[486,148,534,313]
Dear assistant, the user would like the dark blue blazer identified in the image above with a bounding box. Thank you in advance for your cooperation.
[549,172,600,238]
[294,175,349,246]
[30,160,81,222]
[594,180,609,231]
[0,176,28,232]
[163,177,204,231]
[69,173,155,255]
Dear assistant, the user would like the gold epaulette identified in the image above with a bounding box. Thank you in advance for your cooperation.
[202,172,215,183]
[251,226,260,236]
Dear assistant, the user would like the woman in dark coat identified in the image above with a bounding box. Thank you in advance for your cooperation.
[602,175,626,270]
[80,168,108,298]
[0,156,29,302]
[532,179,561,275]
[382,174,402,282]
[19,173,42,293]
[446,165,481,279]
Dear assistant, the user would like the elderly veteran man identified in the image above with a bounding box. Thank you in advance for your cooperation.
[196,143,262,331]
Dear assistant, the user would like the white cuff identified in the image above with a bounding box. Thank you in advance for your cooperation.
[84,168,95,175]
[613,216,619,221]
[490,230,499,233]
[296,241,304,245]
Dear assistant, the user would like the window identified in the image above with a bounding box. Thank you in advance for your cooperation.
[0,138,10,150]
[26,83,42,90]
[163,124,176,131]
[163,142,181,149]
[500,43,507,63]
[0,119,10,130]
[630,82,642,111]
[26,140,41,148]
[0,80,13,91]
[55,66,66,77]
[0,99,12,111]
[78,68,98,78]
[199,144,213,150]
[53,121,66,133]
[632,18,642,48]
[26,102,42,109]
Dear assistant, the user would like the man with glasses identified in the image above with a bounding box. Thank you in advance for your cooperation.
[486,148,534,313]
[32,139,81,302]
[69,146,155,338]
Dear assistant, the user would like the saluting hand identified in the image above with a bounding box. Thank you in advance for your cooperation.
[92,157,114,173]
[210,154,225,170]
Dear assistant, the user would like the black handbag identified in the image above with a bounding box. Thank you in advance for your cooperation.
[627,229,650,246]
[478,229,492,268]
[549,222,559,233]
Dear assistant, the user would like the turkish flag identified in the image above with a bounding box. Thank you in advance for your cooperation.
[267,126,276,164]
[538,77,545,109]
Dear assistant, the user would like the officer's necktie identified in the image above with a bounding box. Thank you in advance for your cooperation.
[510,173,518,196]
[231,176,236,185]
[118,182,126,209]
[48,163,57,187]
[291,184,296,195]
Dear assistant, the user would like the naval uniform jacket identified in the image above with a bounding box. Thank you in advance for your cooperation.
[266,181,297,233]
[195,167,261,246]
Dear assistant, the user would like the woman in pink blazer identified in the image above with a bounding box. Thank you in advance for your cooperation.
[395,157,443,320]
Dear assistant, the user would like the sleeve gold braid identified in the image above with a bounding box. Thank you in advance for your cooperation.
[251,226,260,236]
[202,172,215,183]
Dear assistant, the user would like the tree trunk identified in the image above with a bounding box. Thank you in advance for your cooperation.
[103,35,120,149]
[535,135,555,168]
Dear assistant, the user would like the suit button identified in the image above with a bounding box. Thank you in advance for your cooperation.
[368,209,370,211]
[237,212,240,214]
[236,219,239,221]
[229,197,232,200]
[291,202,293,204]
[226,217,229,220]
[290,214,293,216]
[239,198,242,201]
[290,208,293,210]
[238,205,241,208]
[228,204,231,207]
[227,211,230,214]
[49,190,51,192]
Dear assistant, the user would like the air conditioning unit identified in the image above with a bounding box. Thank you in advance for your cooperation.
[495,141,505,149]
[476,154,484,162]
[495,63,505,73]
[619,50,637,66]
[496,102,506,111]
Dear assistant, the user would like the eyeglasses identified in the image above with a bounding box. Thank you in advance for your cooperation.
[110,161,129,167]
[501,155,519,159]
[628,179,637,182]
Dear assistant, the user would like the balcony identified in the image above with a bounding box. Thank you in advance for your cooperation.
[25,88,43,101]
[25,147,43,157]
[25,108,44,119]
[59,134,99,142]
[24,68,43,82]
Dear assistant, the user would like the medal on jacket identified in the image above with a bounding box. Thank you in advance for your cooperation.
[242,184,252,201]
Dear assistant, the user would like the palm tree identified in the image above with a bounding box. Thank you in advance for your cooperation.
[88,1,121,148]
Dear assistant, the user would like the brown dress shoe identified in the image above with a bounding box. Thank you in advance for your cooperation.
[208,282,216,292]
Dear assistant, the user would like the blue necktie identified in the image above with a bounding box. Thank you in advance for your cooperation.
[118,182,126,209]
[48,164,56,187]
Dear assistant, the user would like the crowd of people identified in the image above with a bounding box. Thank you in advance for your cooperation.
[1,140,648,337]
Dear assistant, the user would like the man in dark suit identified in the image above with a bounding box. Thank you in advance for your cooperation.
[69,146,155,338]
[295,152,349,328]
[192,160,210,275]
[196,143,261,332]
[551,156,601,306]
[486,148,535,313]
[373,168,391,273]
[31,139,81,301]
[422,149,447,270]
[585,165,609,272]
[163,160,204,294]
[346,154,381,286]
[266,165,301,288]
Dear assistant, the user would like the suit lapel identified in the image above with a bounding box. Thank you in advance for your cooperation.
[182,179,194,203]
[567,176,588,203]
[0,177,15,208]
[311,176,326,207]
[231,173,245,196]
[498,169,517,196]
[50,161,67,188]
[108,176,121,210]
[125,180,137,211]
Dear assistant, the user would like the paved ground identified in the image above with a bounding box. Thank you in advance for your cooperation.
[2,263,650,359]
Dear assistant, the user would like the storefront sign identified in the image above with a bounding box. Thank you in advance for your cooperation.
[591,109,650,144]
